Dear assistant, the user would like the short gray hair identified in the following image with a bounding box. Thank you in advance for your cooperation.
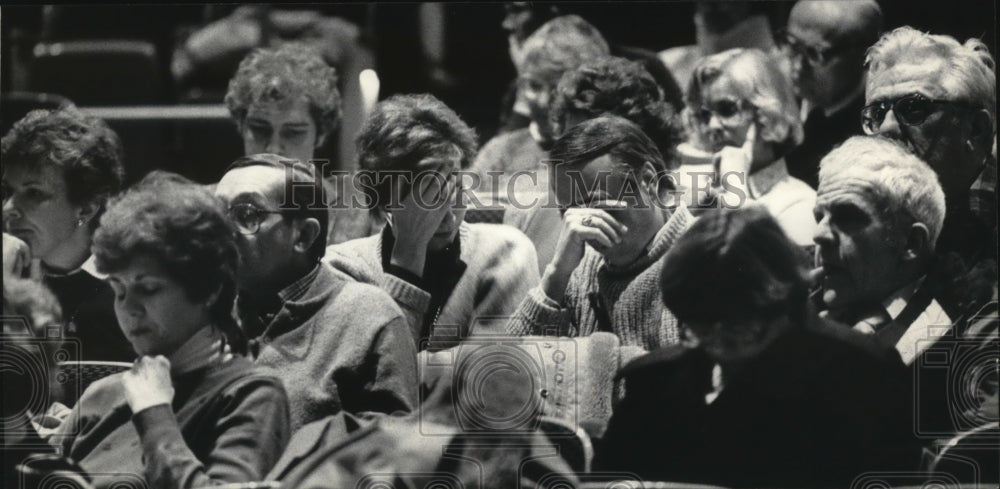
[818,136,946,248]
[866,26,996,132]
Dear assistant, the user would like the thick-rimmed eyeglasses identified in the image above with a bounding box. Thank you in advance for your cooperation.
[227,203,289,235]
[778,31,851,66]
[861,93,978,135]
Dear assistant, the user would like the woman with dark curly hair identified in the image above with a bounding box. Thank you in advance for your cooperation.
[2,107,134,361]
[47,172,290,489]
[325,94,540,348]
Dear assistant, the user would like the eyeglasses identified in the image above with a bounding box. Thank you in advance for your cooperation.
[861,93,978,135]
[227,203,289,235]
[694,99,748,126]
[778,31,850,66]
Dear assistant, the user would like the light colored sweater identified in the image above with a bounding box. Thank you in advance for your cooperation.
[507,206,695,350]
[324,222,540,349]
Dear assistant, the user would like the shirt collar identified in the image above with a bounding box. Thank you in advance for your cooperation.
[880,277,953,365]
[748,159,789,199]
[277,263,322,304]
[44,254,106,280]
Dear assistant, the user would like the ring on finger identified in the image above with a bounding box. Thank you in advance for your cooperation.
[582,216,593,226]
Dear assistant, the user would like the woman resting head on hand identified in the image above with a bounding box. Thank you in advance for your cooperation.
[46,171,290,489]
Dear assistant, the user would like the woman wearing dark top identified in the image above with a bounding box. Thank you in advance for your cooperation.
[48,173,290,489]
[2,107,134,362]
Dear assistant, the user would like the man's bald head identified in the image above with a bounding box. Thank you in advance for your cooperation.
[786,0,883,108]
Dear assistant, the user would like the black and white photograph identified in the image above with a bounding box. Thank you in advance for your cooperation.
[1,2,997,488]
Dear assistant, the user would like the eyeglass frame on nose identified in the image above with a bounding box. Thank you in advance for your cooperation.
[227,203,294,235]
[693,98,750,126]
[860,93,980,135]
[778,30,853,66]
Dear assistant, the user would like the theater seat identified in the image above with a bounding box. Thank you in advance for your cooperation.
[30,40,164,105]
[0,91,73,135]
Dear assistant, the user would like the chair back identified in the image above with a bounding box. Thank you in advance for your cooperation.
[55,361,132,406]
[30,40,163,105]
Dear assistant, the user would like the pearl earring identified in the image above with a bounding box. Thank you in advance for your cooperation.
[76,218,86,228]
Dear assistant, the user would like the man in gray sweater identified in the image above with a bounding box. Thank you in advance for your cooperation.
[216,153,418,432]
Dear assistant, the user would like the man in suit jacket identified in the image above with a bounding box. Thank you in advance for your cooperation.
[813,136,998,450]
[782,0,883,188]
[595,206,918,488]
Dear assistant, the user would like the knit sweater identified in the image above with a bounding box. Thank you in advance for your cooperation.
[324,222,540,349]
[508,206,694,350]
[51,357,289,489]
[243,263,419,432]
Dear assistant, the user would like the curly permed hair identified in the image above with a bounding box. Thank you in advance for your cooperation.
[2,107,124,219]
[550,56,685,168]
[93,171,246,354]
[225,43,343,141]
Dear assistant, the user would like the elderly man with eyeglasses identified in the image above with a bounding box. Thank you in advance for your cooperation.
[214,153,418,432]
[862,26,997,322]
[781,0,883,189]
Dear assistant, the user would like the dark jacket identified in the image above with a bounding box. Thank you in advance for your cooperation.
[44,266,135,362]
[784,94,865,189]
[594,318,921,488]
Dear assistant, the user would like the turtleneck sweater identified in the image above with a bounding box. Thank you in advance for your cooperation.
[508,205,694,350]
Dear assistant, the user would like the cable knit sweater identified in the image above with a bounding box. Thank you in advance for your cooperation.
[507,206,694,350]
[324,222,540,349]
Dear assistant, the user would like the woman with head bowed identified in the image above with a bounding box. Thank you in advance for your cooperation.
[47,172,290,489]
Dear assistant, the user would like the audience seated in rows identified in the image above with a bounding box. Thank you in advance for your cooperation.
[325,94,539,349]
[2,107,133,362]
[596,205,918,488]
[683,48,817,246]
[50,172,290,488]
[508,115,693,350]
[782,0,882,188]
[215,154,418,431]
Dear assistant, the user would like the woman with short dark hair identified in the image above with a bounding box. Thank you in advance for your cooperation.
[49,172,290,489]
[2,107,133,361]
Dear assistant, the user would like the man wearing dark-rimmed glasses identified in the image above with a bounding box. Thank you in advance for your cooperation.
[782,0,883,189]
[863,26,996,306]
[214,153,418,432]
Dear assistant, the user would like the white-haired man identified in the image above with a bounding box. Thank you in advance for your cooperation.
[783,0,882,188]
[814,135,997,444]
[863,27,997,282]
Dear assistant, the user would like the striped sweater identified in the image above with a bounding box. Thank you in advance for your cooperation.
[508,205,694,350]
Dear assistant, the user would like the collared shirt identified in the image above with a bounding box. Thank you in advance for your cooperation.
[969,157,997,229]
[746,159,818,246]
[239,264,322,343]
[852,277,953,365]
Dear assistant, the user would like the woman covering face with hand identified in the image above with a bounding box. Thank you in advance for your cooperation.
[48,172,290,489]
[683,48,817,246]
[325,94,540,349]
[507,115,695,350]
